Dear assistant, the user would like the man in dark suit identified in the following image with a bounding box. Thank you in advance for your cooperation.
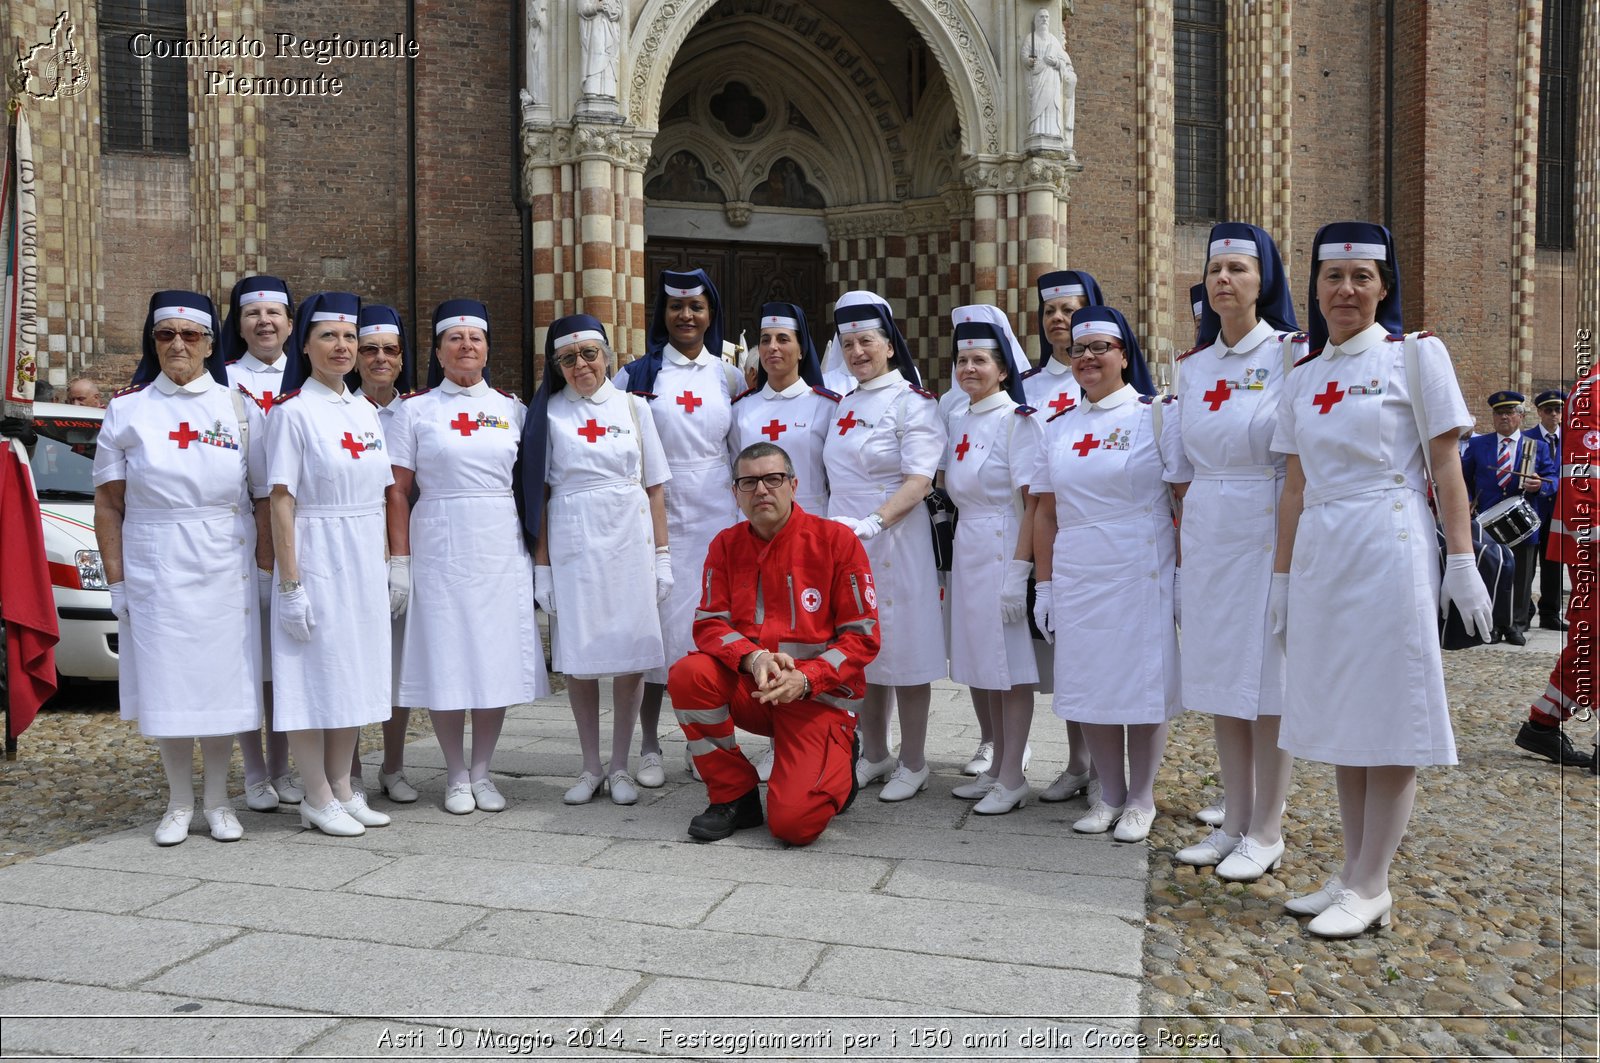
[1459,391,1557,645]
[1530,389,1566,630]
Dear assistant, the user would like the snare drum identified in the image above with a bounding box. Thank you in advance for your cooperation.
[1479,494,1540,547]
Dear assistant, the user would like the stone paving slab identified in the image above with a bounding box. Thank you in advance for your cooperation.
[0,902,239,987]
[585,836,894,892]
[0,861,199,915]
[700,883,1142,975]
[804,815,1149,878]
[283,817,616,864]
[0,981,338,1061]
[144,932,642,1016]
[880,857,1145,919]
[36,825,395,889]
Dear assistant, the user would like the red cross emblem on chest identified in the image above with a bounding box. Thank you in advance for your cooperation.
[761,419,787,441]
[258,391,274,409]
[169,422,199,449]
[1311,382,1346,415]
[449,412,477,436]
[577,419,606,443]
[1202,379,1231,411]
[676,391,702,414]
[954,434,972,461]
[340,432,366,458]
[1048,392,1075,415]
[1071,433,1101,457]
[836,410,860,435]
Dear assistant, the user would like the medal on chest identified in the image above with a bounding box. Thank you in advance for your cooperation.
[198,419,240,451]
[448,411,512,436]
[339,430,383,458]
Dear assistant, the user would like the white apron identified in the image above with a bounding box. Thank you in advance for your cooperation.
[1271,324,1469,766]
[265,378,393,731]
[1035,386,1184,725]
[545,381,669,677]
[727,380,836,515]
[1176,322,1287,719]
[944,393,1041,690]
[392,381,549,711]
[824,370,947,685]
[620,350,740,681]
[94,377,263,737]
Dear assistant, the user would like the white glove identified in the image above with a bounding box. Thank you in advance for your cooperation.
[999,560,1031,624]
[655,550,675,604]
[534,565,556,615]
[1268,573,1290,642]
[853,513,884,541]
[278,585,315,643]
[388,556,411,618]
[1173,567,1182,625]
[256,568,273,612]
[831,515,862,534]
[1441,553,1493,638]
[1032,579,1055,644]
[108,582,129,621]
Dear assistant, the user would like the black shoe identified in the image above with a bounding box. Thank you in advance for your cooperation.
[1540,616,1569,631]
[1500,627,1527,646]
[1515,721,1596,768]
[687,789,764,841]
[839,731,862,815]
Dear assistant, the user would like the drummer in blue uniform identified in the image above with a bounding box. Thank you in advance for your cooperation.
[1530,389,1567,631]
[1459,391,1556,645]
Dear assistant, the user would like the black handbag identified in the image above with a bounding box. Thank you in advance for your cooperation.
[925,486,957,573]
[1435,518,1514,650]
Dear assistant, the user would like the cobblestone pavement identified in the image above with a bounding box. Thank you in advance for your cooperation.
[3,644,1595,1061]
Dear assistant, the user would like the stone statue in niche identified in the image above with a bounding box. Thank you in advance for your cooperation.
[751,157,825,209]
[524,0,547,106]
[579,0,622,99]
[1024,8,1076,149]
[644,151,726,204]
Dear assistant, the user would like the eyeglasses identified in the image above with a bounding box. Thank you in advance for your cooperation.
[557,346,604,369]
[153,328,210,345]
[358,343,402,357]
[1067,340,1124,359]
[733,472,792,493]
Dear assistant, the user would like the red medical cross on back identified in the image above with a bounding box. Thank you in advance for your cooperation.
[1311,382,1346,415]
[676,391,702,414]
[449,412,477,436]
[1202,380,1231,411]
[169,422,199,449]
[954,434,971,461]
[836,411,860,435]
[761,419,787,441]
[577,419,606,443]
[1071,433,1101,457]
[1048,392,1075,415]
[340,432,366,458]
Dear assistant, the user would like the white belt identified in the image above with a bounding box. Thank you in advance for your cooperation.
[1058,505,1161,532]
[670,457,729,474]
[422,487,513,500]
[552,476,640,498]
[1191,464,1279,482]
[296,501,384,517]
[956,504,1014,519]
[124,503,237,525]
[1303,474,1420,508]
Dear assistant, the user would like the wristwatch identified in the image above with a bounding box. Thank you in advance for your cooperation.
[278,579,302,594]
[799,675,812,700]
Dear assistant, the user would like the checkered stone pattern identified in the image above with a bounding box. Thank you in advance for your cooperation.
[7,0,103,379]
[1510,0,1542,394]
[1137,0,1177,362]
[1578,1,1599,337]
[188,0,268,297]
[1226,0,1294,243]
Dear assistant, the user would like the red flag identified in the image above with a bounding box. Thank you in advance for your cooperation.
[0,440,58,737]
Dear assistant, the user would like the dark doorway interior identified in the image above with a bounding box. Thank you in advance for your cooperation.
[644,238,827,352]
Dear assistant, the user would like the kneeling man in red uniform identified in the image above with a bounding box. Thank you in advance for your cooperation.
[668,442,880,844]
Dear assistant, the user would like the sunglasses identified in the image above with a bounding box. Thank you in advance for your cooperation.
[358,343,403,357]
[557,346,605,369]
[153,328,210,345]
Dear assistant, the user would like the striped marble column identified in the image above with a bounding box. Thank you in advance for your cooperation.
[1510,0,1542,392]
[1577,3,1599,339]
[188,0,268,297]
[1137,0,1176,355]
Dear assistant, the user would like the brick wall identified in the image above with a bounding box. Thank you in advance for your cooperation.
[100,157,193,362]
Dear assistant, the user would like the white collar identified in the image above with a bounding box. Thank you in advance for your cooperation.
[360,387,402,409]
[1497,429,1521,445]
[1325,322,1389,358]
[966,390,1014,415]
[858,368,904,392]
[303,376,352,404]
[1219,319,1277,357]
[236,352,285,374]
[1043,356,1072,376]
[1087,383,1139,411]
[762,378,810,399]
[440,377,490,397]
[665,344,709,366]
[154,371,216,396]
[565,378,615,405]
